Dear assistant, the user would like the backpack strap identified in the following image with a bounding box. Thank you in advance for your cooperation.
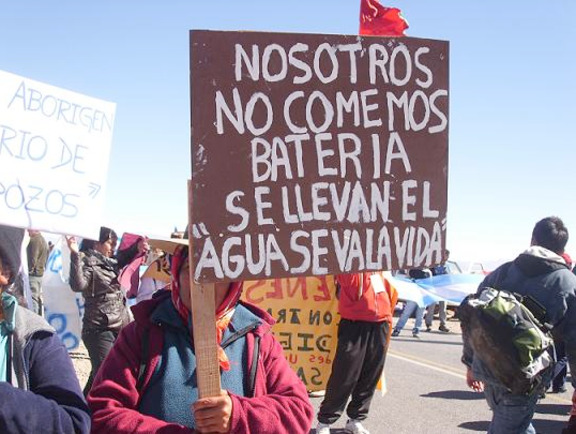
[494,262,551,331]
[247,335,260,397]
[136,327,150,392]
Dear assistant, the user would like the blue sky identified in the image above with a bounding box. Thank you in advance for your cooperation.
[2,0,575,266]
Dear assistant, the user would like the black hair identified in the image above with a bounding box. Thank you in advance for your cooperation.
[79,226,118,252]
[99,226,118,244]
[532,216,568,254]
[0,226,24,285]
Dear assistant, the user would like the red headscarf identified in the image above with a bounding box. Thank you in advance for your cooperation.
[170,246,243,370]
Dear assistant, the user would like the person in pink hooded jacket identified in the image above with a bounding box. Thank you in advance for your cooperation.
[87,242,313,433]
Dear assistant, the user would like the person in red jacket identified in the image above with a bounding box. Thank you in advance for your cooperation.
[316,272,395,434]
[87,241,313,433]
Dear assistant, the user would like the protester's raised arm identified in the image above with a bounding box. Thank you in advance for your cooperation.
[67,247,92,293]
[116,237,149,269]
[65,236,79,254]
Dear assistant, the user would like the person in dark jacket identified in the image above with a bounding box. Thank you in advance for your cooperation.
[549,252,574,395]
[87,241,314,433]
[66,226,147,395]
[0,237,90,433]
[462,216,576,434]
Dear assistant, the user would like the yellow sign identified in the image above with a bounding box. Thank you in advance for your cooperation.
[243,276,338,391]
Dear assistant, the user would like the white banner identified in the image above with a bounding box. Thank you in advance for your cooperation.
[0,70,116,239]
[43,237,84,351]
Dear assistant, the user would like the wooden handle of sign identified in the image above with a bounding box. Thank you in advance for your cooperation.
[190,281,221,398]
[188,181,221,398]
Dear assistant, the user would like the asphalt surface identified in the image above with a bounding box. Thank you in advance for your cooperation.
[307,316,572,434]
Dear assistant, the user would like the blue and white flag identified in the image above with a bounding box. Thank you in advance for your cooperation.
[389,273,485,307]
[415,274,485,305]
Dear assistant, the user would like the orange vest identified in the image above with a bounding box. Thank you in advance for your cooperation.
[336,272,395,323]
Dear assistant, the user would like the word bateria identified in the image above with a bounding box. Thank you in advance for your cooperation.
[194,222,442,280]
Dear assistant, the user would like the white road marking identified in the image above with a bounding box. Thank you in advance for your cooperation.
[389,350,573,404]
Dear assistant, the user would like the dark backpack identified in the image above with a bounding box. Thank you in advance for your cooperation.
[458,265,555,395]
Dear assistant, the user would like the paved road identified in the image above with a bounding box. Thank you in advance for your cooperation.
[307,317,572,434]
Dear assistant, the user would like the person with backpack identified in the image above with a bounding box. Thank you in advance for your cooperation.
[87,240,313,433]
[460,216,576,434]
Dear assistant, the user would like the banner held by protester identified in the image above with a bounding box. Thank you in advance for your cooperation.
[243,276,339,391]
[190,30,449,283]
[0,70,116,239]
[43,237,84,351]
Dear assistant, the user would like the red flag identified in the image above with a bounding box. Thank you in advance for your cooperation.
[359,0,408,36]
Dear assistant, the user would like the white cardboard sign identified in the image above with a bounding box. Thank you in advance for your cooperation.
[0,70,116,239]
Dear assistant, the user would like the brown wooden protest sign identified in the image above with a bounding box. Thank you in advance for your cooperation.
[190,30,449,283]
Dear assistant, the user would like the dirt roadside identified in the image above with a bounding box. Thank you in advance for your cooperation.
[69,342,90,390]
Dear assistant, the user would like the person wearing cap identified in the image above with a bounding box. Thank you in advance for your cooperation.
[0,231,90,433]
[87,241,314,433]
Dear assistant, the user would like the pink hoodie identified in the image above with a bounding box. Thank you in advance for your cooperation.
[87,292,314,433]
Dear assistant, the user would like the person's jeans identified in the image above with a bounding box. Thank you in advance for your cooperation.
[394,301,425,332]
[82,329,118,396]
[425,301,447,327]
[29,275,44,316]
[552,340,567,391]
[484,383,539,434]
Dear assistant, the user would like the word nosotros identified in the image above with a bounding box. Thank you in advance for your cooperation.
[213,40,447,138]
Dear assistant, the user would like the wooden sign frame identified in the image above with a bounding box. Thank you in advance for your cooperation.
[188,181,221,397]
[190,30,449,283]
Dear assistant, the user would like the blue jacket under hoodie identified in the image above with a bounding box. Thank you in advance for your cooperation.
[138,296,261,428]
[0,297,90,433]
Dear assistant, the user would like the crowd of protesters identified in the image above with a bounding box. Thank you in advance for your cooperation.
[0,216,576,433]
